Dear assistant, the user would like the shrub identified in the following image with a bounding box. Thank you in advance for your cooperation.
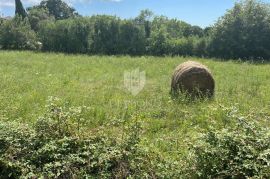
[191,116,270,178]
[0,16,39,50]
[1,97,269,178]
[0,97,173,178]
[167,37,194,56]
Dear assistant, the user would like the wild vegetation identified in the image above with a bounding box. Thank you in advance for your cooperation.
[0,51,269,177]
[1,0,270,59]
[0,0,270,178]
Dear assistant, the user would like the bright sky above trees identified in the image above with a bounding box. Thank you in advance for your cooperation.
[1,0,270,27]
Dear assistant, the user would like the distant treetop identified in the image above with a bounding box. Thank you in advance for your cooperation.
[28,0,79,20]
[15,0,27,18]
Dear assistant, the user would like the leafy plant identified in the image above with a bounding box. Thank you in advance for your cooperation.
[0,97,171,178]
[15,0,27,19]
[209,0,270,59]
[0,16,39,50]
[191,115,270,178]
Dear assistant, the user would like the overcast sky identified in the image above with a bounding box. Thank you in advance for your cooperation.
[1,0,270,27]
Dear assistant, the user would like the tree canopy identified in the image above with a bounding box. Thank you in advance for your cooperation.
[1,0,270,60]
[15,0,27,18]
[28,0,79,20]
[209,0,270,59]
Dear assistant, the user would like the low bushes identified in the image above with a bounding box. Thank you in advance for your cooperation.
[191,117,270,178]
[0,97,269,178]
[0,97,176,178]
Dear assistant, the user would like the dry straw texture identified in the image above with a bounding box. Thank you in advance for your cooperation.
[171,61,215,98]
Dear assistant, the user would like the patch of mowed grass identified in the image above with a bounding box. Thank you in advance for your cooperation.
[0,51,269,154]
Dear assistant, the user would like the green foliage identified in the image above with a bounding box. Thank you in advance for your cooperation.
[119,20,146,55]
[29,0,79,20]
[89,16,121,55]
[193,37,210,57]
[148,27,169,55]
[4,0,270,59]
[191,116,270,178]
[0,96,269,178]
[166,36,209,57]
[0,16,39,50]
[35,96,84,138]
[168,37,194,56]
[135,9,154,38]
[15,0,27,19]
[0,52,270,177]
[38,17,90,53]
[38,16,147,55]
[27,7,54,32]
[0,18,3,26]
[0,97,161,178]
[209,0,270,59]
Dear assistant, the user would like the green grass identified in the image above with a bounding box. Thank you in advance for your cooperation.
[0,50,269,156]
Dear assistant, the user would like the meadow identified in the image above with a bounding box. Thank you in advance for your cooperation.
[0,51,269,177]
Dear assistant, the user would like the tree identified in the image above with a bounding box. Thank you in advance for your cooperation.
[15,0,27,18]
[189,25,204,37]
[166,19,190,38]
[135,9,154,38]
[38,17,90,53]
[89,16,121,54]
[209,0,270,59]
[29,0,79,20]
[151,16,199,38]
[27,7,54,31]
[148,27,169,56]
[0,18,4,26]
[119,20,146,55]
[204,27,213,36]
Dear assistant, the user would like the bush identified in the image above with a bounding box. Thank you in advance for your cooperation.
[0,97,172,178]
[191,116,270,178]
[167,37,194,56]
[1,97,269,178]
[0,16,39,50]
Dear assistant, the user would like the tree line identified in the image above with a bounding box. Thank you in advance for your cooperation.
[1,0,270,60]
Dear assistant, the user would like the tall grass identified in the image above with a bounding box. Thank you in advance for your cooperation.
[0,50,269,156]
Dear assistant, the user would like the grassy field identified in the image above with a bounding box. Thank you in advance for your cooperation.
[0,51,270,170]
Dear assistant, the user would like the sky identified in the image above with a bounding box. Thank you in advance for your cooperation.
[0,0,269,27]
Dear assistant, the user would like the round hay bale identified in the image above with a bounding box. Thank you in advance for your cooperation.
[171,61,215,98]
